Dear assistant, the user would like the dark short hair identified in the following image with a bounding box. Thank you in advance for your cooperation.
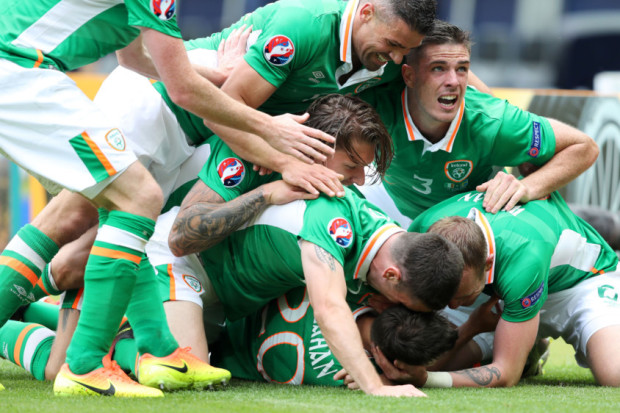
[407,19,472,63]
[428,216,487,282]
[305,94,393,183]
[375,0,437,35]
[371,305,457,365]
[391,232,464,310]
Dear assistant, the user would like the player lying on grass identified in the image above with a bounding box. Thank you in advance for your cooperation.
[354,189,620,388]
[2,287,458,389]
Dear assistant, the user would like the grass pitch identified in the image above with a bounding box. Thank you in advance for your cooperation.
[0,339,618,413]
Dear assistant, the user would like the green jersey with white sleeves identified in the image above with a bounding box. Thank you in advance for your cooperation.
[153,0,402,144]
[410,191,618,323]
[360,84,557,220]
[0,0,181,71]
[201,188,402,321]
[212,286,373,386]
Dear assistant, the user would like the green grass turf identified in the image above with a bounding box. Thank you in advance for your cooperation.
[0,339,618,412]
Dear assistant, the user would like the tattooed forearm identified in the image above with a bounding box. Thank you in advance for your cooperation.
[314,244,336,271]
[170,186,268,256]
[454,366,501,386]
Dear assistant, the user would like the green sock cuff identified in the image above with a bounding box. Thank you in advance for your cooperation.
[18,225,59,263]
[31,335,54,381]
[98,208,110,227]
[40,264,62,296]
[106,211,155,241]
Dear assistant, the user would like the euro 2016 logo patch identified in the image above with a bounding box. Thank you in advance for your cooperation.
[528,121,542,158]
[328,218,353,248]
[105,128,126,151]
[151,0,176,21]
[263,35,295,66]
[445,160,473,182]
[217,158,245,188]
[520,282,545,308]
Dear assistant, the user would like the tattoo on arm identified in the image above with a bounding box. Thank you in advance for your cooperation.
[314,244,336,271]
[454,366,501,386]
[170,184,268,255]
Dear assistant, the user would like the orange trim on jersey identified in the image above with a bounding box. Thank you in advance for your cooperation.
[71,288,84,310]
[14,324,40,367]
[90,246,141,264]
[35,277,49,296]
[340,4,355,61]
[33,49,44,68]
[352,305,372,318]
[445,100,465,152]
[401,90,417,141]
[354,224,399,280]
[356,292,372,305]
[81,132,117,176]
[0,256,38,287]
[591,267,605,275]
[167,264,176,301]
[475,211,495,284]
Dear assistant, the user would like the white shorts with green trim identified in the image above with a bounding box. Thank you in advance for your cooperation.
[93,48,218,200]
[147,208,219,308]
[538,271,620,367]
[0,59,136,198]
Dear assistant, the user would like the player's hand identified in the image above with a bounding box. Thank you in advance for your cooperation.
[334,369,427,397]
[464,295,502,336]
[253,164,273,175]
[476,171,531,213]
[368,294,396,314]
[217,24,252,83]
[371,345,429,387]
[268,113,336,164]
[281,160,344,197]
[262,180,318,205]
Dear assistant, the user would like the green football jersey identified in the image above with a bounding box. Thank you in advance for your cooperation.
[410,191,619,323]
[198,137,280,202]
[201,188,402,321]
[361,84,557,220]
[153,0,402,144]
[0,0,181,71]
[212,286,372,386]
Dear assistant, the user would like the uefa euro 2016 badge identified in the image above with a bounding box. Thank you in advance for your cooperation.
[328,218,353,248]
[217,157,245,188]
[263,35,295,66]
[528,121,542,158]
[105,128,126,151]
[151,0,176,21]
[520,282,545,308]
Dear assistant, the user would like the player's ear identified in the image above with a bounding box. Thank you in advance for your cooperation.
[358,2,375,22]
[402,63,415,88]
[484,254,494,272]
[383,266,402,283]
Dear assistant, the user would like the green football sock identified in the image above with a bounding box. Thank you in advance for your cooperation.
[125,257,178,358]
[0,225,58,328]
[65,210,154,374]
[112,337,138,375]
[31,263,62,302]
[0,320,54,381]
[22,301,60,331]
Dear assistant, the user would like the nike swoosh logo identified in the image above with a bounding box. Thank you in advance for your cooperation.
[73,379,115,396]
[159,362,188,373]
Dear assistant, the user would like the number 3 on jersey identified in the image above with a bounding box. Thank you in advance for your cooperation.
[412,174,432,195]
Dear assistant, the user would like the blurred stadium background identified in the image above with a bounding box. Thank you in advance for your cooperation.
[1,0,619,248]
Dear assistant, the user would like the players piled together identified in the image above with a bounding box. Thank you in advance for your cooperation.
[0,0,618,398]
